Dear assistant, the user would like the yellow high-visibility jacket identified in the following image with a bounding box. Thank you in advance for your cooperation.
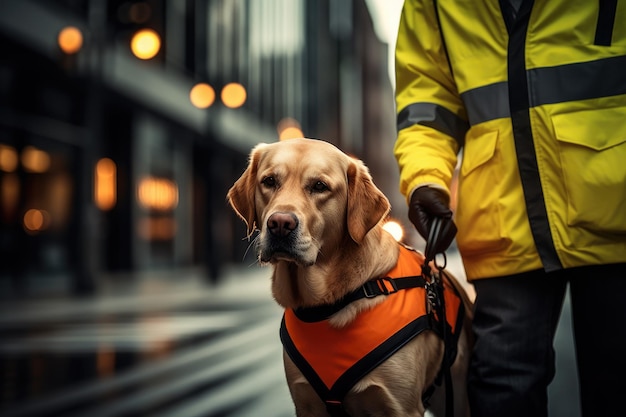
[395,0,626,280]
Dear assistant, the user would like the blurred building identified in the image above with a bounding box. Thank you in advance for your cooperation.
[0,0,398,297]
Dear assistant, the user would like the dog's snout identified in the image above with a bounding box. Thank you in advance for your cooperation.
[268,212,299,237]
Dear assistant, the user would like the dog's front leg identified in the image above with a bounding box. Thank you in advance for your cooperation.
[284,353,329,417]
[344,384,425,417]
[290,383,329,417]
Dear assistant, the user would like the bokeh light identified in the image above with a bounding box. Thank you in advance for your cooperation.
[137,177,179,211]
[221,83,247,108]
[95,158,117,211]
[21,146,50,173]
[58,26,83,54]
[189,83,216,109]
[277,118,304,140]
[382,220,404,242]
[130,29,161,60]
[23,209,50,234]
[0,144,18,172]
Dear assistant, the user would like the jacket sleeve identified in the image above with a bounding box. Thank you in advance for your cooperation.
[394,0,468,202]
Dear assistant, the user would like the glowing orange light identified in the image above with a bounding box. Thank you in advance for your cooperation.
[58,26,83,54]
[221,83,247,108]
[279,127,304,140]
[21,146,50,173]
[1,174,19,219]
[23,209,50,233]
[137,177,179,211]
[0,144,18,172]
[189,83,215,109]
[277,118,304,140]
[95,158,117,211]
[130,29,161,60]
[96,344,115,378]
[383,220,404,242]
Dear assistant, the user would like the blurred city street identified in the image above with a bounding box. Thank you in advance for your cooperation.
[0,250,581,417]
[0,1,584,416]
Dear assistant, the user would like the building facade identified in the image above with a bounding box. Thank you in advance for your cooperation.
[0,0,399,297]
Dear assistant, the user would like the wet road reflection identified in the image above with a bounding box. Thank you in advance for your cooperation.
[0,268,293,417]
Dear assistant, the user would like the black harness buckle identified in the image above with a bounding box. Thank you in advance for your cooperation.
[362,277,398,298]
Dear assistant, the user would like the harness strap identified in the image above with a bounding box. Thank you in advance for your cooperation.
[281,311,435,417]
[294,276,427,322]
[325,400,351,417]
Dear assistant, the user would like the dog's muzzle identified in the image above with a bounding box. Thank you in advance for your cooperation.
[267,212,299,237]
[259,212,306,264]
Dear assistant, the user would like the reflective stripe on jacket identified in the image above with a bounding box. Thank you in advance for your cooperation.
[395,0,626,280]
[280,244,463,410]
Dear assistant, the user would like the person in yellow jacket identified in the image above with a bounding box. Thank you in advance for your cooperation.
[394,0,626,416]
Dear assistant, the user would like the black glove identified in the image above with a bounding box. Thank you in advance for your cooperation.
[408,186,457,257]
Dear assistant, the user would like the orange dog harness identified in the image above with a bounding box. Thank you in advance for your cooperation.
[280,244,463,416]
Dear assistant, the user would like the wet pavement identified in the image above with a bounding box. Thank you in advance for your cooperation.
[0,255,580,417]
[0,266,293,417]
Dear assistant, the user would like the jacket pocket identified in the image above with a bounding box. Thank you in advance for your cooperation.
[460,130,498,177]
[457,130,509,255]
[552,107,626,234]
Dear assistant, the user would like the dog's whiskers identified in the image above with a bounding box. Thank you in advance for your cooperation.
[242,232,260,261]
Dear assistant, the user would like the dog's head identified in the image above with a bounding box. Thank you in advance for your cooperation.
[227,138,390,268]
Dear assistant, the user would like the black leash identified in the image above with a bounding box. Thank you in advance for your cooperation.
[423,217,456,417]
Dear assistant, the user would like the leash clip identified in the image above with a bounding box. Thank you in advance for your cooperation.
[425,279,440,308]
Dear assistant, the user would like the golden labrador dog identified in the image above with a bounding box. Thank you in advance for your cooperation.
[227,138,472,417]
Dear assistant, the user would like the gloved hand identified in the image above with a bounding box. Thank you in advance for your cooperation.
[408,186,457,257]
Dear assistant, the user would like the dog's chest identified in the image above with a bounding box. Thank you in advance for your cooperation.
[281,285,431,390]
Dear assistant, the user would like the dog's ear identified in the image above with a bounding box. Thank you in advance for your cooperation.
[227,143,267,239]
[346,159,391,243]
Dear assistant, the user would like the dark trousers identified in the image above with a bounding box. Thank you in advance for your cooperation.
[468,263,626,417]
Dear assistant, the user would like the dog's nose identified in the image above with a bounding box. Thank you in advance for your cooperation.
[267,212,298,237]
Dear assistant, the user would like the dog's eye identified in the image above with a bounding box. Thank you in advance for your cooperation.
[261,176,277,188]
[311,181,329,193]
